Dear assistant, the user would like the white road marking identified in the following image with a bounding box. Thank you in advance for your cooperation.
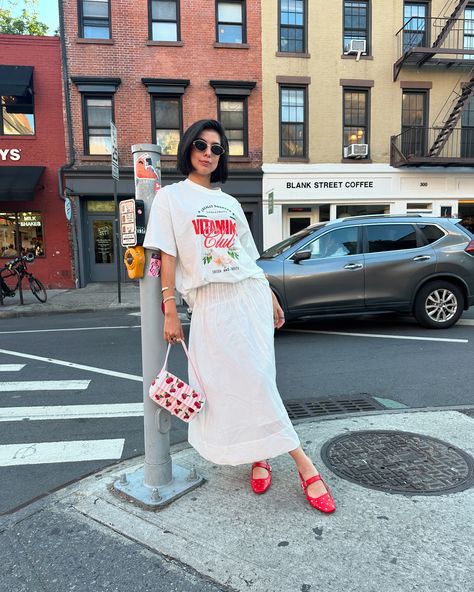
[0,403,143,422]
[0,349,142,382]
[0,380,90,392]
[0,325,140,335]
[0,364,25,372]
[0,439,125,467]
[283,329,468,343]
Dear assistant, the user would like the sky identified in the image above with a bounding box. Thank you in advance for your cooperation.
[2,0,59,35]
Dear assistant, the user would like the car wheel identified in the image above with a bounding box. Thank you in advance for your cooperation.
[414,281,464,329]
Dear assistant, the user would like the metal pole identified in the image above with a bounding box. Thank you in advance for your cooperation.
[15,215,24,305]
[113,179,122,304]
[112,144,203,507]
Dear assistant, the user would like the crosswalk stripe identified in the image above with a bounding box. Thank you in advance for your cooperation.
[0,403,143,422]
[0,380,91,392]
[0,364,25,372]
[0,439,125,467]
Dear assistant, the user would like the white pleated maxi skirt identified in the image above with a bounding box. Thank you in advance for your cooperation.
[187,277,300,466]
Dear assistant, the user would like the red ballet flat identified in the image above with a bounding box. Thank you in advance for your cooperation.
[298,472,336,513]
[250,461,272,494]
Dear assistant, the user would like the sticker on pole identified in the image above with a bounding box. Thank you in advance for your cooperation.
[119,199,145,247]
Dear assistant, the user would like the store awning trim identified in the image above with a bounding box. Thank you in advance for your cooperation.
[0,65,34,97]
[0,166,45,201]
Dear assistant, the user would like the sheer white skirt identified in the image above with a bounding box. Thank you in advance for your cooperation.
[187,277,300,466]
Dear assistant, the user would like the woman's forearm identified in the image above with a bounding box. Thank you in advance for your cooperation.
[160,252,178,316]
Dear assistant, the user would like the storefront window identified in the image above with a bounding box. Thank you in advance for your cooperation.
[336,204,389,218]
[0,212,45,258]
[87,200,115,212]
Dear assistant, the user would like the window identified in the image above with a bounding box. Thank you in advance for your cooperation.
[343,89,369,156]
[219,99,246,155]
[279,0,305,53]
[464,7,474,56]
[418,224,445,244]
[0,212,45,258]
[403,2,428,52]
[79,0,110,39]
[366,224,418,253]
[217,1,245,43]
[344,1,369,53]
[153,97,181,155]
[402,90,427,157]
[150,0,179,41]
[1,94,34,135]
[280,86,306,158]
[84,96,113,155]
[306,227,359,259]
[461,96,474,158]
[336,205,389,218]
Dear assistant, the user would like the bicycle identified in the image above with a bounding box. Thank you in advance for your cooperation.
[0,253,47,303]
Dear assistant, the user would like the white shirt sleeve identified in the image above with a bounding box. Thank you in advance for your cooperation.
[235,202,260,261]
[143,187,177,257]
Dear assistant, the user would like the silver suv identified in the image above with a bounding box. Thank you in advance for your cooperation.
[257,215,474,329]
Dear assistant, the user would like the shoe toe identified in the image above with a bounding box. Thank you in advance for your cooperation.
[251,476,272,494]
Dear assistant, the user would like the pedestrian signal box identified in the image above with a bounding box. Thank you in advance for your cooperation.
[119,199,146,247]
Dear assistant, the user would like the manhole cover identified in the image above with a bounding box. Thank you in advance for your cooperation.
[285,397,383,420]
[321,430,474,496]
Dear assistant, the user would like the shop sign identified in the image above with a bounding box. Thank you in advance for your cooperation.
[111,122,119,181]
[19,214,41,227]
[273,177,392,196]
[0,148,21,161]
[64,197,72,221]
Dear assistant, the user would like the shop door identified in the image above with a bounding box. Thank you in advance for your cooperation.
[87,215,116,282]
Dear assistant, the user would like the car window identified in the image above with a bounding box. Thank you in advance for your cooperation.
[305,227,358,259]
[260,223,327,258]
[418,224,445,244]
[366,224,417,253]
[457,221,474,238]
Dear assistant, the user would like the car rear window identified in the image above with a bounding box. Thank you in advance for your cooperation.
[418,224,445,244]
[456,222,474,239]
[260,224,327,258]
[366,224,417,253]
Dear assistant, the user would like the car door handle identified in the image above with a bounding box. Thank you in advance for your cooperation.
[413,255,431,261]
[343,263,363,270]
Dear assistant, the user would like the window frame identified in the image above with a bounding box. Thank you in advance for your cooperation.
[148,0,181,42]
[342,87,370,158]
[78,0,111,39]
[215,0,247,44]
[278,0,307,54]
[279,84,308,159]
[403,1,430,51]
[82,93,114,156]
[343,0,371,55]
[401,88,429,157]
[217,96,248,156]
[151,94,183,156]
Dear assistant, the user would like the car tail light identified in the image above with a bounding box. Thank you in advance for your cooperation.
[465,240,474,255]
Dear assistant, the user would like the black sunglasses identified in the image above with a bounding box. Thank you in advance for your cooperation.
[192,139,225,156]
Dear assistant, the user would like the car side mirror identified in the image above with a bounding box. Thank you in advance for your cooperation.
[292,249,311,264]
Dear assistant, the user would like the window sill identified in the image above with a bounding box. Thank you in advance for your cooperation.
[213,42,250,49]
[278,157,309,163]
[146,40,184,47]
[228,156,252,162]
[81,155,112,161]
[275,51,311,58]
[76,38,115,44]
[340,54,373,60]
[0,135,36,140]
[340,158,372,163]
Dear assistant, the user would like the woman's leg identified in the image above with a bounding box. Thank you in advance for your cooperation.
[289,446,330,498]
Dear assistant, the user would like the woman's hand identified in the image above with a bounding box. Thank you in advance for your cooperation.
[164,309,184,344]
[271,291,285,329]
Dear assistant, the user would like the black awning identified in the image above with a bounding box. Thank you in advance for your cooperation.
[0,166,45,201]
[0,65,34,97]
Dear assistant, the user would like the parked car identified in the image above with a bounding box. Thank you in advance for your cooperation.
[257,215,474,329]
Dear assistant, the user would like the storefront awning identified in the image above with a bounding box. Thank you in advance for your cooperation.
[0,65,34,97]
[0,166,45,201]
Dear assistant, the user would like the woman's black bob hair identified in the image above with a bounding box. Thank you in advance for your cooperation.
[177,119,229,184]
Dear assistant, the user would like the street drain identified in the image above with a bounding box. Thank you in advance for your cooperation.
[285,397,383,420]
[321,430,474,496]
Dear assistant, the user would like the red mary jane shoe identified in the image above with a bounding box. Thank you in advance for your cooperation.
[250,461,272,494]
[299,472,336,514]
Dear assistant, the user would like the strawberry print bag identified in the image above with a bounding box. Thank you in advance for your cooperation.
[149,340,206,423]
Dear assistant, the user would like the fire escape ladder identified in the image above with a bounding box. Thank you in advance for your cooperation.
[428,71,474,156]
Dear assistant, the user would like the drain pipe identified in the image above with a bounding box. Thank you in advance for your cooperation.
[57,0,80,287]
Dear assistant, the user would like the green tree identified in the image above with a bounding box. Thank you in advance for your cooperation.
[0,0,48,35]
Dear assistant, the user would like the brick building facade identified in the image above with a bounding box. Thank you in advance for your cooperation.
[0,35,74,289]
[59,0,263,285]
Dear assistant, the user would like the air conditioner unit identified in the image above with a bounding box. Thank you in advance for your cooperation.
[345,39,367,55]
[344,144,369,158]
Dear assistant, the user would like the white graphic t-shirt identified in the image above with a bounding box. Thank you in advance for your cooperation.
[143,179,265,305]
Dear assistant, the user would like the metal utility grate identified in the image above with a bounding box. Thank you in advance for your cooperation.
[284,397,383,421]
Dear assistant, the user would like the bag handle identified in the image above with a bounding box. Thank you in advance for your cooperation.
[160,340,206,396]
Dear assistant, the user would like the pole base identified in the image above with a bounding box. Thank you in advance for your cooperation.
[111,463,205,509]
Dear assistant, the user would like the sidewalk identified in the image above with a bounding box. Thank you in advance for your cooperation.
[1,409,473,592]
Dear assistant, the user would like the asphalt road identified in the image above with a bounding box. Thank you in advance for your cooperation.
[0,308,472,514]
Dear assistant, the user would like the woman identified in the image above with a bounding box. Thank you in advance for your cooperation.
[144,119,335,513]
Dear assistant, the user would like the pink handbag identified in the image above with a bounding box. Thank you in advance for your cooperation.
[149,340,206,423]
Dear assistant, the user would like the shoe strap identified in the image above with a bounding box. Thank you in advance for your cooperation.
[303,474,322,487]
[252,461,271,472]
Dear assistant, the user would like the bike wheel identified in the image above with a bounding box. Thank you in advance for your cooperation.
[0,268,20,297]
[29,276,47,303]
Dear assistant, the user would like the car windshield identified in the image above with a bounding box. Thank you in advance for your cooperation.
[260,223,327,258]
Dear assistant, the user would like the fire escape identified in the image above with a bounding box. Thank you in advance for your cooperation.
[391,0,474,166]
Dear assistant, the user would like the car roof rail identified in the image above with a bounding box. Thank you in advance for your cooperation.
[337,214,424,222]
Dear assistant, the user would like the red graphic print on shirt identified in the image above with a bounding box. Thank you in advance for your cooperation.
[192,205,240,271]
